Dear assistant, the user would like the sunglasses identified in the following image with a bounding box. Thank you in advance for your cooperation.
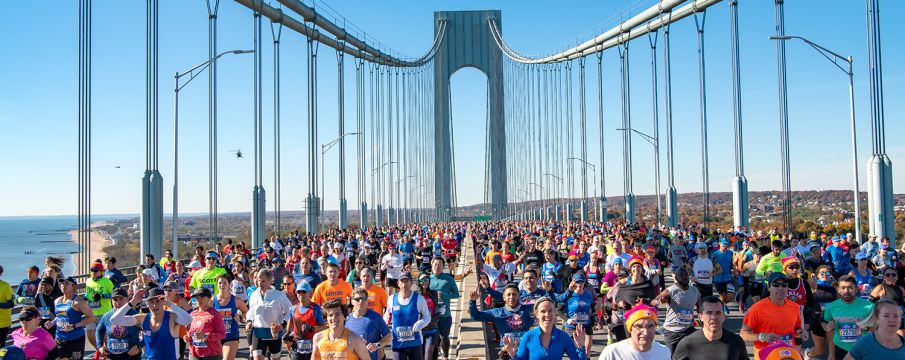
[884,273,898,277]
[818,272,831,275]
[771,282,789,288]
[352,297,367,302]
[787,265,800,270]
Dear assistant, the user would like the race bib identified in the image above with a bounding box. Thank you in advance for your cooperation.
[38,307,52,319]
[395,326,416,342]
[191,338,208,348]
[107,339,130,354]
[675,308,694,325]
[587,278,599,287]
[780,334,793,345]
[696,271,711,280]
[574,312,590,324]
[89,301,101,309]
[295,339,313,354]
[839,323,861,342]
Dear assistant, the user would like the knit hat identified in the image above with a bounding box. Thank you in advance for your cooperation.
[757,340,803,360]
[627,256,644,269]
[781,257,799,270]
[624,304,658,331]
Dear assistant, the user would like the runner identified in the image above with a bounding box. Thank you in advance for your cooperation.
[311,299,372,360]
[34,277,57,333]
[293,257,322,291]
[54,276,97,360]
[672,296,748,360]
[10,306,56,360]
[469,284,535,358]
[384,273,431,360]
[868,267,905,335]
[428,257,459,360]
[822,275,874,360]
[550,273,595,356]
[711,239,736,314]
[345,288,391,360]
[286,282,325,360]
[651,267,699,353]
[311,262,354,306]
[499,297,587,360]
[85,259,114,356]
[846,299,905,358]
[246,269,293,360]
[380,245,404,295]
[740,273,809,359]
[809,265,839,359]
[186,287,227,360]
[416,273,441,359]
[14,266,40,306]
[189,252,228,295]
[359,268,389,314]
[112,287,193,360]
[95,289,142,360]
[690,243,715,306]
[598,304,671,360]
[850,253,875,300]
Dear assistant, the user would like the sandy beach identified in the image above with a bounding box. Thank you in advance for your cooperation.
[68,221,112,274]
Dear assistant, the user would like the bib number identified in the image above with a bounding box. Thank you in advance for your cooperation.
[839,323,861,342]
[38,307,52,319]
[395,326,416,343]
[676,308,694,325]
[295,339,313,354]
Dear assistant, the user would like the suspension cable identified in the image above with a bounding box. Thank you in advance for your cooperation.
[695,9,710,228]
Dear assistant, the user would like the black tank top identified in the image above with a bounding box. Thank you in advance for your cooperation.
[881,283,905,305]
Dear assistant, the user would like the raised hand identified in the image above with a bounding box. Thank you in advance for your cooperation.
[573,325,586,348]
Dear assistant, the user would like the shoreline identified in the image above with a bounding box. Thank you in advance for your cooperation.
[68,221,112,274]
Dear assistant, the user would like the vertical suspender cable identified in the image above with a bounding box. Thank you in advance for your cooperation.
[337,45,346,228]
[596,48,607,223]
[649,29,662,227]
[774,0,793,234]
[206,0,220,241]
[565,62,573,217]
[663,16,678,227]
[356,57,365,227]
[79,0,93,270]
[251,4,266,247]
[271,11,283,235]
[579,57,588,221]
[695,10,710,229]
[306,35,320,234]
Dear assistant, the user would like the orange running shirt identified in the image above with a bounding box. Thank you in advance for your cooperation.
[312,280,354,306]
[743,298,802,359]
[316,328,358,360]
[362,284,388,314]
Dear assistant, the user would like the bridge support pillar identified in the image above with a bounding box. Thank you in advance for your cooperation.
[338,198,348,229]
[625,193,636,224]
[360,202,368,229]
[666,187,678,227]
[599,197,608,223]
[305,194,319,235]
[251,186,266,248]
[732,177,748,230]
[388,207,396,225]
[376,205,383,228]
[565,203,574,222]
[580,201,588,223]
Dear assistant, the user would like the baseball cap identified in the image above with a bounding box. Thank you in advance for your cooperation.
[39,277,54,285]
[398,272,413,281]
[855,252,869,260]
[880,244,889,250]
[418,273,431,283]
[295,282,313,293]
[694,242,707,250]
[188,260,202,269]
[191,287,213,298]
[59,276,78,285]
[768,272,788,285]
[719,238,729,245]
[572,273,586,283]
[141,268,157,277]
[145,287,166,299]
[111,288,129,299]
[205,251,219,259]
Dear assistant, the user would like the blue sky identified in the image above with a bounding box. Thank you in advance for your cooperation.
[1,0,903,216]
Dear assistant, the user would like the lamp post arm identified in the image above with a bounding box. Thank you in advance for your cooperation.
[772,36,850,75]
[176,50,254,92]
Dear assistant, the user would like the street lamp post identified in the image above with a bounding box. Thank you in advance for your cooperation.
[394,175,415,224]
[616,127,661,225]
[173,49,253,258]
[528,182,545,220]
[771,35,862,242]
[320,132,361,229]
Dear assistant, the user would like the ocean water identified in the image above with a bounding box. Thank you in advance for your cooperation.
[0,215,126,285]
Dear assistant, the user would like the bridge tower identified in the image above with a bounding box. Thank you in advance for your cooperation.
[433,10,508,220]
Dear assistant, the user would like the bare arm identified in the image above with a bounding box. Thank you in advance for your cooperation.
[74,299,97,328]
[739,324,758,343]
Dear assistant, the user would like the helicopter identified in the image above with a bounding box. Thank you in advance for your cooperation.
[230,149,243,159]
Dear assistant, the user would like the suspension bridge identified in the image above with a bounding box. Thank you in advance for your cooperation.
[43,0,895,273]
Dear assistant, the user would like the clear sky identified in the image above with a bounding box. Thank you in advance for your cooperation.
[1,0,903,217]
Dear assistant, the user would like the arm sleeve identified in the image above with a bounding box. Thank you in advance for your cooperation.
[468,301,493,322]
[447,275,460,299]
[563,336,586,360]
[95,316,108,346]
[210,311,227,343]
[168,303,193,326]
[111,304,138,326]
[412,295,432,332]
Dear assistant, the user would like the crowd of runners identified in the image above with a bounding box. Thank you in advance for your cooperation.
[0,220,902,360]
